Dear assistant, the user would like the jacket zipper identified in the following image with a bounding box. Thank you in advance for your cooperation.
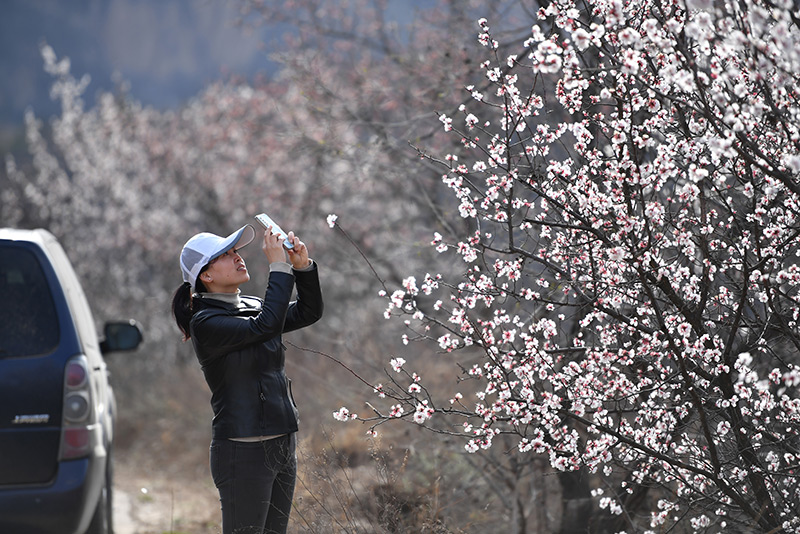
[258,382,266,428]
[286,377,299,422]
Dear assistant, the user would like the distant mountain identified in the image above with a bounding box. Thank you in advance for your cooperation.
[0,0,277,127]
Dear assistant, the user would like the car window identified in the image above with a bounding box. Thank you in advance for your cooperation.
[0,246,59,358]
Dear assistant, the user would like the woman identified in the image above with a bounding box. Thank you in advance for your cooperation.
[172,222,323,534]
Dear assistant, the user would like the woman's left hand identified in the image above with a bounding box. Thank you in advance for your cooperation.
[286,231,310,269]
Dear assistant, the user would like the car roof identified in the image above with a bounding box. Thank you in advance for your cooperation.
[0,228,57,247]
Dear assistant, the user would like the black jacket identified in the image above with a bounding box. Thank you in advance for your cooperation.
[189,264,323,439]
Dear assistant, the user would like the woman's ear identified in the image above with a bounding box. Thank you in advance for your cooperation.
[202,272,213,283]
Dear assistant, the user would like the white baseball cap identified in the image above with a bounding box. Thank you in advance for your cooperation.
[180,224,256,289]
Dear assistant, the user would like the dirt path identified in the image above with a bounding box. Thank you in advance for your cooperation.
[113,459,220,534]
[113,488,136,534]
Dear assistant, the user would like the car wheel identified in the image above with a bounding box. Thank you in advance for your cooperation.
[85,450,113,534]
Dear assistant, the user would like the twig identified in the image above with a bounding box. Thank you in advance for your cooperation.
[331,221,388,290]
[284,340,377,391]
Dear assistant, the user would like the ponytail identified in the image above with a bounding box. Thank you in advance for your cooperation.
[172,271,211,340]
[172,282,194,340]
[173,261,212,340]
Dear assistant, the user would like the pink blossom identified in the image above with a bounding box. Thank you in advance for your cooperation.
[413,401,434,424]
[439,113,453,132]
[572,28,592,50]
[332,407,356,422]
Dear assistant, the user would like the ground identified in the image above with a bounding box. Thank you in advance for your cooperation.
[114,457,220,534]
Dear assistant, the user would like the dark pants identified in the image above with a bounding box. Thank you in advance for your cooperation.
[209,433,297,534]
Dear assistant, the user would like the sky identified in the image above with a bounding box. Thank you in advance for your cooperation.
[0,0,276,126]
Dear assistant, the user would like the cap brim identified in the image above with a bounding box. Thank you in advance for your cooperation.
[209,224,256,261]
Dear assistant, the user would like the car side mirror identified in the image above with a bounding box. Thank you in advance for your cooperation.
[100,320,143,354]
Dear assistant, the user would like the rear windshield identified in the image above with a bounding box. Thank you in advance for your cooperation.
[0,246,59,358]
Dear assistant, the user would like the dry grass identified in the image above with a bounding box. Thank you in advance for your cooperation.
[109,348,550,533]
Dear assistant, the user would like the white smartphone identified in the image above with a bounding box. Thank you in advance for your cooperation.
[254,213,295,250]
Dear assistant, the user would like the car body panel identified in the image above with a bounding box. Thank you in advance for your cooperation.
[0,456,104,534]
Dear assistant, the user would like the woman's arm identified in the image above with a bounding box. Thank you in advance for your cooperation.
[283,232,323,332]
[283,262,323,333]
[191,270,295,351]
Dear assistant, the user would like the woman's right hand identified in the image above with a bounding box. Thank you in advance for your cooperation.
[261,227,287,264]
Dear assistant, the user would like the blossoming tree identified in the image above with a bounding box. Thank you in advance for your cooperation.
[335,0,800,531]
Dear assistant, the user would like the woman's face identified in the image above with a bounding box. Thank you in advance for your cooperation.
[200,249,249,293]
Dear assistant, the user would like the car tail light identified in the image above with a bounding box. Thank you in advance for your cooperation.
[63,427,90,449]
[65,360,88,388]
[59,355,95,460]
